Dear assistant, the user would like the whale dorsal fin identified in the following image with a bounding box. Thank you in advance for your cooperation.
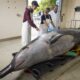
[20,36,40,51]
[12,52,18,57]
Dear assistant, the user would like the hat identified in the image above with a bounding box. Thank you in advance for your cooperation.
[32,1,39,7]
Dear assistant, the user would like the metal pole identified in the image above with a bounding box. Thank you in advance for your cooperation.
[25,0,31,44]
[25,0,28,5]
[56,0,62,29]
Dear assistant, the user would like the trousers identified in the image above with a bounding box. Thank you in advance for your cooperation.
[22,21,31,47]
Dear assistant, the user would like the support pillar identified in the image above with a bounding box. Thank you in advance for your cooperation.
[25,0,31,44]
[56,0,63,28]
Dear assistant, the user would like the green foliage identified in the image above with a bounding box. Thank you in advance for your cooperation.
[34,0,56,13]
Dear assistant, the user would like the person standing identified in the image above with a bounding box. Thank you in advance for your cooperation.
[49,5,58,29]
[22,1,39,47]
[39,9,55,35]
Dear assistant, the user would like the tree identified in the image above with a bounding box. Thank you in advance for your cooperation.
[34,0,56,13]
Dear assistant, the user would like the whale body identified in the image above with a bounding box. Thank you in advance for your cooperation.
[0,29,80,79]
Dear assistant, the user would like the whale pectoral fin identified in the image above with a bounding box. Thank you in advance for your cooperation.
[49,34,63,45]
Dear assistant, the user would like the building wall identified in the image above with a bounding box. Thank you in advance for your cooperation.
[0,0,26,39]
[61,0,80,28]
[28,0,33,6]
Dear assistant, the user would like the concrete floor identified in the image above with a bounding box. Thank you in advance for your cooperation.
[0,39,80,80]
[57,62,80,80]
[17,57,80,80]
[0,38,22,80]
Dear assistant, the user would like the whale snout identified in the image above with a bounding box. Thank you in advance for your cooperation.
[0,64,14,79]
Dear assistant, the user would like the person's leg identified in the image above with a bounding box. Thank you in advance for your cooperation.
[21,22,31,47]
[27,26,31,43]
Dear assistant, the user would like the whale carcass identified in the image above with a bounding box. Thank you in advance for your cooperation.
[0,29,80,78]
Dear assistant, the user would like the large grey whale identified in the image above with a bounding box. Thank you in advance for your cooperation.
[0,29,80,79]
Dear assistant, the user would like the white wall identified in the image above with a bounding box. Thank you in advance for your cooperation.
[61,0,80,28]
[0,0,26,39]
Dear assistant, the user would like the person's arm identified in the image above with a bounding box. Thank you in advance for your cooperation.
[49,15,56,28]
[23,8,39,30]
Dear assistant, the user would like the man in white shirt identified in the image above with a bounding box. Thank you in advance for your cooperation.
[49,5,58,29]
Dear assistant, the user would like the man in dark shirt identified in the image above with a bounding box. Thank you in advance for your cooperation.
[22,1,39,47]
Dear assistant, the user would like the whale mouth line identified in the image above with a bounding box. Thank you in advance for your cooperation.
[15,60,25,69]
